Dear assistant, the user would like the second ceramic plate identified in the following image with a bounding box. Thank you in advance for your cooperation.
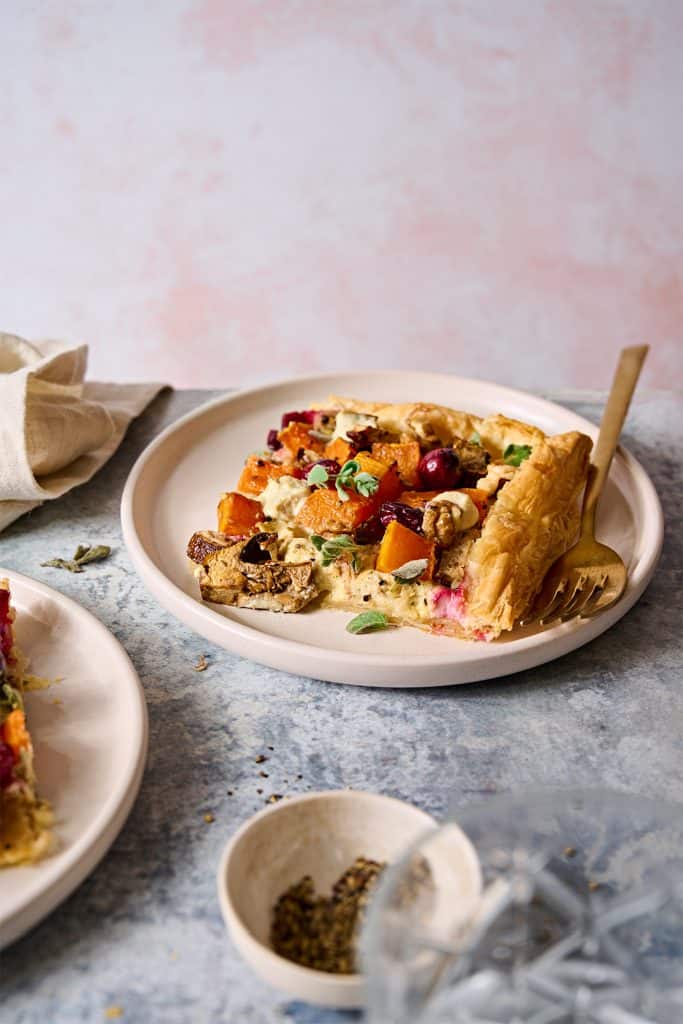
[121,371,662,687]
[0,570,147,949]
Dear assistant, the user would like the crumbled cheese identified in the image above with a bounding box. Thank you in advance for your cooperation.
[259,476,310,519]
[476,461,517,497]
[427,491,479,532]
[331,411,378,441]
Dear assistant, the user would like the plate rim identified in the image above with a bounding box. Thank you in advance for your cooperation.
[0,567,148,949]
[121,370,663,687]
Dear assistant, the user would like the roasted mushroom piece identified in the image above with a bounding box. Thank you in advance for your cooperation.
[450,437,490,478]
[193,533,319,612]
[187,530,234,563]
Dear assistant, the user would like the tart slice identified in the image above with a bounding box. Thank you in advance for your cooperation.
[188,398,592,640]
[0,580,53,866]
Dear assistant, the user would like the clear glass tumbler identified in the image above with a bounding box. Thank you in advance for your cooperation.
[362,789,683,1024]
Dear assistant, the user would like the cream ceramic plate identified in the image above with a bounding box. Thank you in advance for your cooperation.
[121,371,662,687]
[0,570,148,949]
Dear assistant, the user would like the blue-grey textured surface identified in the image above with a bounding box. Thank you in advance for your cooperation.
[0,388,681,1024]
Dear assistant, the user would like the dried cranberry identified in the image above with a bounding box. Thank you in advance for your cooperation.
[0,588,12,660]
[346,428,373,451]
[353,514,385,545]
[0,741,15,789]
[418,448,462,490]
[266,429,282,451]
[379,502,424,533]
[281,410,318,429]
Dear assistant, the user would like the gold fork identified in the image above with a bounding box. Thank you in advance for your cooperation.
[526,345,649,626]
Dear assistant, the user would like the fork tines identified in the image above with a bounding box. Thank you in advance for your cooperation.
[523,573,609,627]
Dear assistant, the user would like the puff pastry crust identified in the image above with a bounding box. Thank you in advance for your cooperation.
[319,397,592,636]
[465,431,592,633]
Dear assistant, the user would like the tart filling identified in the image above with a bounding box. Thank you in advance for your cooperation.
[188,399,592,640]
[0,580,53,866]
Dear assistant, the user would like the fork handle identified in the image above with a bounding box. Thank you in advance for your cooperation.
[582,345,649,533]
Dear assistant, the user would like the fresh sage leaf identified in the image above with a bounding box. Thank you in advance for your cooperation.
[335,459,358,492]
[503,444,532,467]
[354,472,379,498]
[307,464,329,486]
[346,611,391,634]
[470,431,481,445]
[339,459,360,479]
[391,558,428,583]
[310,534,361,572]
[335,478,351,502]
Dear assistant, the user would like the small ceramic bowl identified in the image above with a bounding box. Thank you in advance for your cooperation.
[217,789,481,1009]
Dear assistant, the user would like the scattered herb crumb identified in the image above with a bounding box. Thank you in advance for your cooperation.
[193,655,208,672]
[267,794,283,804]
[203,813,214,824]
[104,1009,123,1020]
[564,846,577,858]
[259,771,269,778]
[255,754,268,764]
[267,745,274,751]
[297,774,303,780]
[257,788,263,795]
[588,880,601,891]
[227,790,233,796]
[42,544,112,574]
[503,443,532,467]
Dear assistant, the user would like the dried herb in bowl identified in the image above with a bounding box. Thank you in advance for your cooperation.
[270,856,386,974]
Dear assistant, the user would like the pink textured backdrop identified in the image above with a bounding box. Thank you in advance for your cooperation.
[1,1,681,390]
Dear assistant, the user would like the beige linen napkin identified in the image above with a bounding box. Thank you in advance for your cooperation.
[0,333,164,532]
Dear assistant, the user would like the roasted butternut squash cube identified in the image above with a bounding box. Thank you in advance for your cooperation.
[355,452,391,479]
[324,437,354,463]
[296,487,376,534]
[277,421,324,456]
[237,456,296,496]
[371,441,421,486]
[217,491,264,535]
[375,520,436,580]
[398,490,442,508]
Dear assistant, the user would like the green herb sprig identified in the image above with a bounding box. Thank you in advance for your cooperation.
[41,544,112,574]
[0,682,24,717]
[306,464,329,486]
[503,444,532,467]
[311,534,362,572]
[391,558,428,584]
[346,611,391,634]
[307,460,380,503]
